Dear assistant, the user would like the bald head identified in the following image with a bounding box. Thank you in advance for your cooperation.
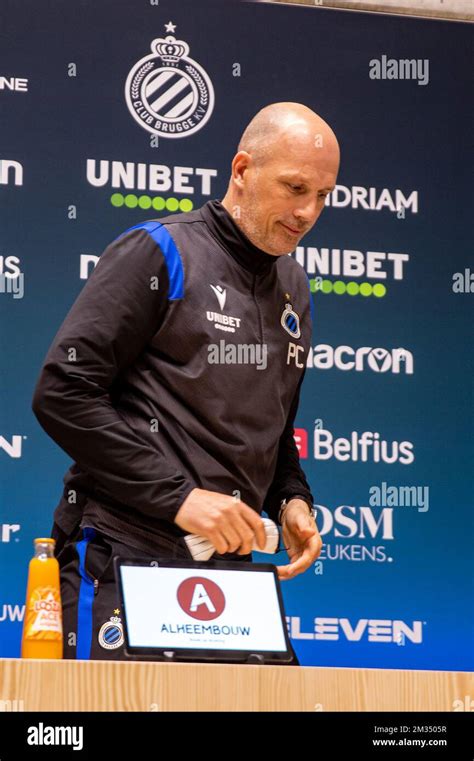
[221,102,340,255]
[237,102,340,170]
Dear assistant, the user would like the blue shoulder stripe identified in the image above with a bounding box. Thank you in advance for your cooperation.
[115,221,184,300]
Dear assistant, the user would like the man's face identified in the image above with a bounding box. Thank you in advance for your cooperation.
[235,137,339,255]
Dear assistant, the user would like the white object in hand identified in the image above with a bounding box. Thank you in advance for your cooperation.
[184,517,279,561]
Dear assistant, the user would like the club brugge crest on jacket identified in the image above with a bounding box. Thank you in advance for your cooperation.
[125,22,214,139]
[98,614,124,650]
[281,302,301,339]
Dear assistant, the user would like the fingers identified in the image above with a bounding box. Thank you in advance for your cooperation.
[214,509,264,554]
[220,521,245,554]
[212,530,230,556]
[239,504,267,550]
[175,488,266,554]
[227,512,259,554]
[276,557,308,580]
[213,500,266,554]
[277,535,322,580]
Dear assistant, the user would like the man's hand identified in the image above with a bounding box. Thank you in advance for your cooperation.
[276,499,322,580]
[174,488,267,555]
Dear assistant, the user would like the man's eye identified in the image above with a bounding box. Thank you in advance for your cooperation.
[288,184,302,192]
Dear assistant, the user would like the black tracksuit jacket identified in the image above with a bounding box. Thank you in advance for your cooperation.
[31,200,314,556]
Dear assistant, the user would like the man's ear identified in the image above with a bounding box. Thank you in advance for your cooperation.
[231,150,251,189]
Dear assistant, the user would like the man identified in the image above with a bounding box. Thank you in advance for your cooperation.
[32,102,340,661]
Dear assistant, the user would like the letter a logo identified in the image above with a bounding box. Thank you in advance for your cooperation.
[177,577,226,620]
[189,583,216,613]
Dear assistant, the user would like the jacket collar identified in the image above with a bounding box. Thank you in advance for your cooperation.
[201,199,279,276]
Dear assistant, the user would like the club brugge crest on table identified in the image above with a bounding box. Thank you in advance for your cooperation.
[125,22,214,138]
[281,302,301,339]
[98,615,124,650]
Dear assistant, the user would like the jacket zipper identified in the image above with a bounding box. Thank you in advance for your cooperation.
[252,274,264,344]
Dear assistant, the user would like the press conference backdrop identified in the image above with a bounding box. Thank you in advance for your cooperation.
[1,0,472,670]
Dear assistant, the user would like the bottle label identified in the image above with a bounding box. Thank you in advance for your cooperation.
[24,586,63,640]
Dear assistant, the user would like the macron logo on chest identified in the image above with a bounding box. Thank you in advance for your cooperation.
[210,283,226,310]
[207,283,241,332]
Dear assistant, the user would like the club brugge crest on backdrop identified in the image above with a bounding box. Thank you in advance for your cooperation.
[125,22,214,138]
[281,302,301,339]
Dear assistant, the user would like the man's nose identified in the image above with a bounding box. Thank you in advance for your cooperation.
[293,197,321,225]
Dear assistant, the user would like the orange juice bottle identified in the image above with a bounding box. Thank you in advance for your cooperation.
[21,538,63,659]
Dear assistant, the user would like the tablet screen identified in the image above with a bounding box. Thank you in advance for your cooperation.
[118,563,289,655]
